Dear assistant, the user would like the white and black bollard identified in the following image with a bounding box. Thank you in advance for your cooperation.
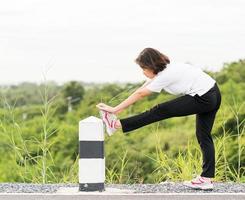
[79,116,105,192]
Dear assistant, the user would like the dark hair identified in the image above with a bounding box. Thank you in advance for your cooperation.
[135,48,170,74]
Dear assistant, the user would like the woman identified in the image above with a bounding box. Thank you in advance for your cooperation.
[96,47,222,190]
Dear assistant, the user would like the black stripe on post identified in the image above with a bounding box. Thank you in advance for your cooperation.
[79,141,104,158]
[79,183,105,192]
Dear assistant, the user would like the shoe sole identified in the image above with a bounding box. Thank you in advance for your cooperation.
[183,183,213,191]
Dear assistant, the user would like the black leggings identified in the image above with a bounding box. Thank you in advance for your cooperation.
[120,83,222,178]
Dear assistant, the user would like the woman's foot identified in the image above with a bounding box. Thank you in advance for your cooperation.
[99,110,119,136]
[183,176,213,190]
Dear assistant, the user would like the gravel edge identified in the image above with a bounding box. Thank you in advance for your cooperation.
[0,183,244,193]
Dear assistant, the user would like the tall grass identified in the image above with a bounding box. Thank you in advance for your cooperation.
[59,155,79,183]
[39,83,58,183]
[145,127,202,182]
[106,150,132,184]
[0,97,36,182]
[0,83,59,183]
[0,81,244,183]
[228,99,245,182]
[146,103,244,183]
[146,130,243,183]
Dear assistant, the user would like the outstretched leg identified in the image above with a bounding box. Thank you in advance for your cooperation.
[119,94,210,133]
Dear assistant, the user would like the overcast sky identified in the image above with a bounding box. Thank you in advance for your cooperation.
[0,0,244,84]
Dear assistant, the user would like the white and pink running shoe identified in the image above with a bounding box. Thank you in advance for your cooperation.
[183,176,213,190]
[99,110,118,136]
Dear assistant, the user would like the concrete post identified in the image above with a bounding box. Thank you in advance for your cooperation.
[79,116,105,192]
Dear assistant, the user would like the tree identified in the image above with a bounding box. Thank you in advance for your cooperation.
[214,59,245,84]
[61,81,85,111]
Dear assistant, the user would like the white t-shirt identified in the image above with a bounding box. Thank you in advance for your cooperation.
[145,62,216,96]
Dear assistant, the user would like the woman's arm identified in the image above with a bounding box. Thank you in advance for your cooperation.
[114,86,152,114]
[96,80,153,114]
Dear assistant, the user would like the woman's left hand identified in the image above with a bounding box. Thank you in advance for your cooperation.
[96,103,117,113]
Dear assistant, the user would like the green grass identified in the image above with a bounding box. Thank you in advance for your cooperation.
[0,81,244,184]
[0,83,59,183]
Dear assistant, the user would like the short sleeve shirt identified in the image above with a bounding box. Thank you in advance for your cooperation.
[146,62,216,96]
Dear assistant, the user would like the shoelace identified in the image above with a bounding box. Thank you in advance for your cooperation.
[104,112,116,129]
[191,176,211,184]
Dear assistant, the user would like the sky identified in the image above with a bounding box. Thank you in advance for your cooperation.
[0,0,244,84]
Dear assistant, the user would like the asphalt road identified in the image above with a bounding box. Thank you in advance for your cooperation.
[0,193,244,200]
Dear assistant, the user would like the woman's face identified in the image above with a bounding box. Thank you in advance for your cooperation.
[142,68,156,79]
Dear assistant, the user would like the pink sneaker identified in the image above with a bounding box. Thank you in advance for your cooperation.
[183,176,213,190]
[99,110,118,136]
